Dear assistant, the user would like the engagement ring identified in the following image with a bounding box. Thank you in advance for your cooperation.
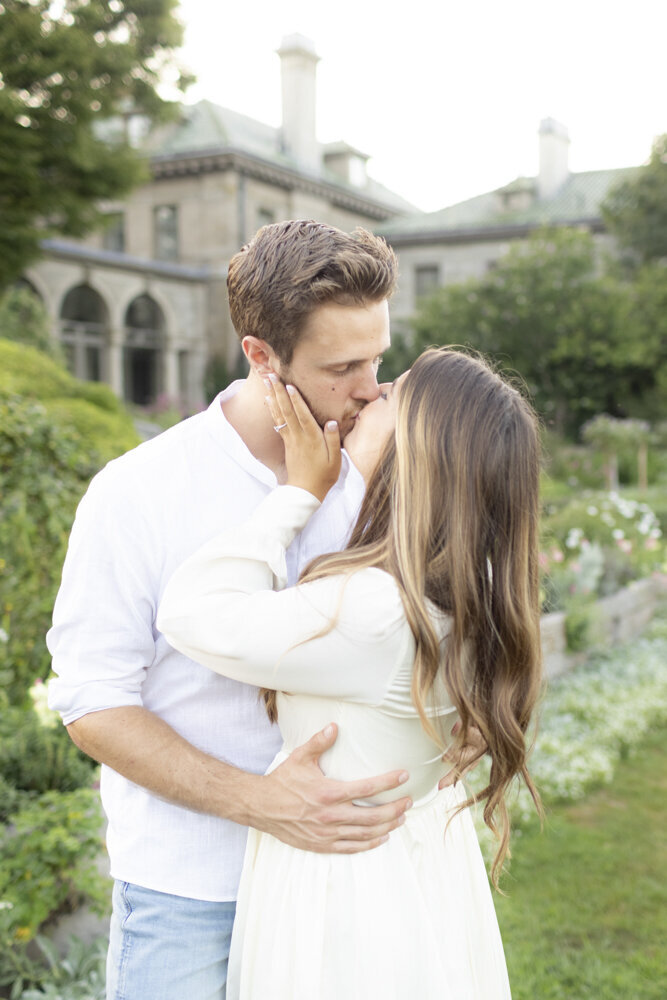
[273,422,288,432]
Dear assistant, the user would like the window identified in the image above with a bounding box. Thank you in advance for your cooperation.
[414,265,440,300]
[102,212,125,252]
[154,205,179,261]
[59,284,109,382]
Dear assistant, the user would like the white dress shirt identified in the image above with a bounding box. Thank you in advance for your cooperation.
[47,384,366,901]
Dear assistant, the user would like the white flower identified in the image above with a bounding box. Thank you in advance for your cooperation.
[0,628,7,643]
[586,506,599,516]
[612,529,625,540]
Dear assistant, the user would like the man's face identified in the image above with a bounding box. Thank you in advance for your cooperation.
[277,300,391,438]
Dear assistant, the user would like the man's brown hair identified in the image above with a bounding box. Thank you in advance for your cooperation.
[227,220,398,364]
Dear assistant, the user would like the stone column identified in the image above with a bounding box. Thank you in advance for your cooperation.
[108,328,124,399]
[164,342,179,401]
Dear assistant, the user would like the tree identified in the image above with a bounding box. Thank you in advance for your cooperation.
[602,134,667,265]
[0,0,191,289]
[408,228,636,435]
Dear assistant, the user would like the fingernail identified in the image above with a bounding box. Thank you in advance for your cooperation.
[380,835,389,845]
[405,799,413,810]
[264,396,271,404]
[286,384,295,394]
[263,379,271,389]
[397,814,406,826]
[268,373,278,383]
[323,724,335,738]
[398,771,409,784]
[326,420,338,430]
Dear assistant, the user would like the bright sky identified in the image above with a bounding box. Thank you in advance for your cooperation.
[173,0,666,213]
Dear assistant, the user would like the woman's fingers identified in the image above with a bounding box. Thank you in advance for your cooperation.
[264,375,297,433]
[323,418,341,464]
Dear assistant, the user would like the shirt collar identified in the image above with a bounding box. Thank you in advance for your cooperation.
[205,381,364,494]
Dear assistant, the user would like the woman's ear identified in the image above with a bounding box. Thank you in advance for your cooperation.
[242,336,279,377]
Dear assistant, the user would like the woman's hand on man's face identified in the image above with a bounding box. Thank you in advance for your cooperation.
[265,374,341,503]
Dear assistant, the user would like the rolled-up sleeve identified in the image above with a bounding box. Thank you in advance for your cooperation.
[47,466,159,725]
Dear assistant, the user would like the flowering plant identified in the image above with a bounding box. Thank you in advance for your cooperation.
[540,492,666,610]
[468,616,667,860]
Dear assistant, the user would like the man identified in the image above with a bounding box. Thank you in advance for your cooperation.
[48,221,419,999]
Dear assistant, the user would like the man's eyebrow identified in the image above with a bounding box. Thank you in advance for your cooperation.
[324,354,383,368]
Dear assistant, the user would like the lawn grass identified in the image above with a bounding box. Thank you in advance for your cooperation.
[496,726,667,999]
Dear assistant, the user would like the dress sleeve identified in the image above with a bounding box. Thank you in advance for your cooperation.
[157,486,410,707]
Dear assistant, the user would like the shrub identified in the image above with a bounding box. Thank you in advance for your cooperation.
[470,612,667,858]
[0,288,65,365]
[43,398,139,466]
[540,492,666,610]
[0,340,74,400]
[0,707,96,810]
[0,788,107,943]
[0,396,103,704]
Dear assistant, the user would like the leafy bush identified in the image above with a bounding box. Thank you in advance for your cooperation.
[0,707,96,815]
[540,492,666,610]
[0,396,101,704]
[43,398,139,465]
[17,935,107,1000]
[0,288,65,366]
[0,340,75,399]
[470,611,667,858]
[0,788,107,943]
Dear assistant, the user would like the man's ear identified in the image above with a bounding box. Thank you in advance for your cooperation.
[242,336,280,377]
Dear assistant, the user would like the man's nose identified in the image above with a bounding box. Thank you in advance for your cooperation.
[352,365,381,402]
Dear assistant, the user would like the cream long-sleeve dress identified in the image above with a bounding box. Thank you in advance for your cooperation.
[158,486,511,1000]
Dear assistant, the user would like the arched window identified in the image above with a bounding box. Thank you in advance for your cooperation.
[124,294,165,405]
[60,285,109,382]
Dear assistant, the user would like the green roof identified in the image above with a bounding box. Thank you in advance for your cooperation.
[379,167,640,238]
[143,100,416,214]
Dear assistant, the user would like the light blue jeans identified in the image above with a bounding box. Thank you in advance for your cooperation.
[107,880,236,1000]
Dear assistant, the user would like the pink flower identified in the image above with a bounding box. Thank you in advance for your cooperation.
[550,547,565,563]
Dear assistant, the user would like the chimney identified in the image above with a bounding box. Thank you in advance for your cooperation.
[277,34,320,171]
[538,118,570,200]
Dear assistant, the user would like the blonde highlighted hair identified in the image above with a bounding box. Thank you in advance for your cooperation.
[265,347,543,883]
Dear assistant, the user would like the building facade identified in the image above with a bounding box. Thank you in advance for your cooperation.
[24,35,414,411]
[379,119,638,330]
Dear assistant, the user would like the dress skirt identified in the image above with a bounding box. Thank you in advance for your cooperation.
[227,783,512,1000]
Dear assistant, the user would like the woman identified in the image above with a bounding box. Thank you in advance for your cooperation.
[158,347,543,999]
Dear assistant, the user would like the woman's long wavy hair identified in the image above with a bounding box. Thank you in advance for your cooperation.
[265,346,543,884]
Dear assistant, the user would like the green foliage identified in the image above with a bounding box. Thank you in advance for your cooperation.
[0,0,192,289]
[0,788,107,950]
[602,134,667,265]
[0,339,74,399]
[0,287,64,364]
[17,935,107,1000]
[203,351,249,404]
[408,227,657,435]
[43,398,140,464]
[495,728,667,1000]
[539,488,666,614]
[0,344,139,703]
[0,707,96,816]
[0,394,101,703]
[564,600,600,653]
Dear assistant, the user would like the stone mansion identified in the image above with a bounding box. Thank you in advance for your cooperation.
[20,36,637,411]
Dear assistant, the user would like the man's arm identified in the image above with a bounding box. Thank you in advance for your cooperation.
[68,707,411,853]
